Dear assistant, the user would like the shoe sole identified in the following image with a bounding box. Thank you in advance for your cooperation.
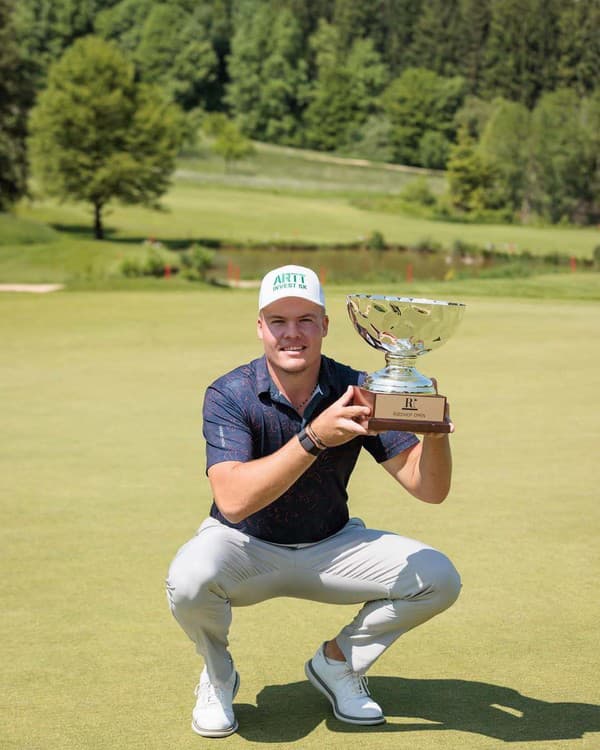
[191,671,240,738]
[304,659,386,726]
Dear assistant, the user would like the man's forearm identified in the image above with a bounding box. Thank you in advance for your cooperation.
[208,435,316,523]
[414,434,453,503]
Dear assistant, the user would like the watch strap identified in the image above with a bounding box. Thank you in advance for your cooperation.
[297,427,324,456]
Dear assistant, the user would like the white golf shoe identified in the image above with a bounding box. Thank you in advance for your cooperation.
[305,643,385,725]
[191,667,240,737]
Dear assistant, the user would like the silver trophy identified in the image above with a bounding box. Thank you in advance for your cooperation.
[347,294,466,432]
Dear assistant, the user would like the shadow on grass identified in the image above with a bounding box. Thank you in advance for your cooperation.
[235,677,600,743]
[49,223,222,249]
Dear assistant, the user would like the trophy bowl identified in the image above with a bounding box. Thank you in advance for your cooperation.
[346,294,466,395]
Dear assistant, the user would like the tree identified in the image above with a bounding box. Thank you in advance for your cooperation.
[204,113,255,169]
[407,0,462,76]
[133,4,218,111]
[303,21,388,150]
[482,0,561,108]
[418,131,451,170]
[580,92,600,222]
[332,0,391,53]
[28,36,185,239]
[0,0,35,210]
[227,4,308,144]
[14,0,111,90]
[94,0,151,52]
[381,67,466,166]
[479,98,532,216]
[447,127,497,212]
[96,0,233,111]
[529,89,598,223]
[557,0,600,97]
[454,95,495,139]
[340,116,395,162]
[366,0,424,75]
[456,0,491,94]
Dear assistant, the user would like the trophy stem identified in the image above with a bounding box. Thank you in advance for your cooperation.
[362,353,435,394]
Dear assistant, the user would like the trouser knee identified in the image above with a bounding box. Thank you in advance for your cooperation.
[424,549,461,609]
[165,556,221,617]
[402,548,461,611]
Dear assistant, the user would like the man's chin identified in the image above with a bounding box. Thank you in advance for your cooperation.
[281,360,308,372]
[277,354,310,372]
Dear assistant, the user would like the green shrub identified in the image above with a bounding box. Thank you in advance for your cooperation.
[120,247,180,278]
[452,239,481,257]
[366,230,386,251]
[400,178,437,207]
[120,257,145,277]
[418,130,450,170]
[180,244,216,281]
[412,236,442,253]
[144,249,170,277]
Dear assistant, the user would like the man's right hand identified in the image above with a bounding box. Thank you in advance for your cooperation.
[309,386,373,447]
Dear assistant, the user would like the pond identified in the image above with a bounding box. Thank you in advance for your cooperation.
[210,246,468,285]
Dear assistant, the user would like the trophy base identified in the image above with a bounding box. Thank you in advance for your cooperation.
[353,386,450,434]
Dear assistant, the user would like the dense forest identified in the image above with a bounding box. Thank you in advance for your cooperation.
[2,0,599,224]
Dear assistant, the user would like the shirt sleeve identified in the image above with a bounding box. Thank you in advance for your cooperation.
[203,382,255,470]
[362,429,419,463]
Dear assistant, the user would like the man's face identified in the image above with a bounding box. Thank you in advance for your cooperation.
[257,297,328,375]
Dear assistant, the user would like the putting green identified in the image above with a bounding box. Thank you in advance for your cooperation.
[1,289,599,749]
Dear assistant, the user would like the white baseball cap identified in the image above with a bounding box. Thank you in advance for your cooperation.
[258,265,325,311]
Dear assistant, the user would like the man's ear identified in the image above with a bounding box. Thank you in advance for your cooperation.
[257,316,264,340]
[322,314,329,337]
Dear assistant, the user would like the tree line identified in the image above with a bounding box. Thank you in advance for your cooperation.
[1,0,599,230]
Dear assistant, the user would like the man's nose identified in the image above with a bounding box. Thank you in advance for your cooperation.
[283,322,301,337]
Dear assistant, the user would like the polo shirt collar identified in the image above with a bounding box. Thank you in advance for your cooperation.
[255,355,333,405]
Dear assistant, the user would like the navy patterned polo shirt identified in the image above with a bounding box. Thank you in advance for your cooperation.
[203,354,419,544]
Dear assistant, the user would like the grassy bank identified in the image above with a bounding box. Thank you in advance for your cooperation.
[15,180,600,258]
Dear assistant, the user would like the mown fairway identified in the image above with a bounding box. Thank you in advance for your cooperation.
[16,180,600,258]
[2,287,599,750]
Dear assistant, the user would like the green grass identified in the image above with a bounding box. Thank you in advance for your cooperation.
[2,288,599,750]
[0,212,61,244]
[17,179,600,258]
[178,140,446,195]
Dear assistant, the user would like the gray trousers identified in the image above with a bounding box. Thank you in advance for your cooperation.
[166,517,461,685]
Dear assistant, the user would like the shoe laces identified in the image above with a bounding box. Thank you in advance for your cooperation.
[196,677,227,707]
[343,666,370,697]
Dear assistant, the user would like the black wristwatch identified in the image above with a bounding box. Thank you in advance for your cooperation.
[297,427,325,456]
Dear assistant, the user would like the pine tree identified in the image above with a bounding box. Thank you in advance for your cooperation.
[530,89,598,223]
[303,21,388,150]
[381,67,466,166]
[456,0,491,94]
[303,22,355,149]
[447,127,496,212]
[479,98,532,215]
[557,0,600,97]
[133,4,218,110]
[482,0,561,109]
[227,4,308,144]
[0,0,35,210]
[408,0,462,76]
